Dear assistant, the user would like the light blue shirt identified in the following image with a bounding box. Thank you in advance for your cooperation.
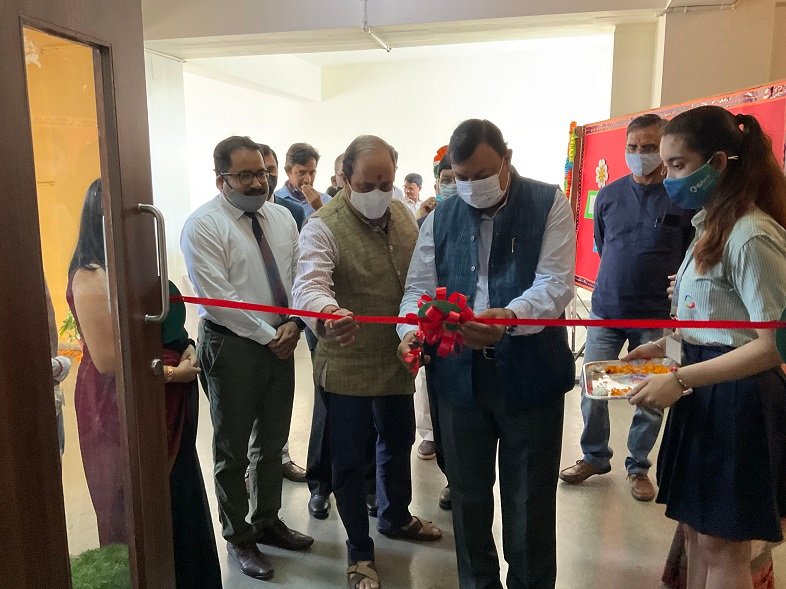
[674,207,786,348]
[274,184,331,219]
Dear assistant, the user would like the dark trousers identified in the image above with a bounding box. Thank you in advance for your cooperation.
[306,385,377,498]
[439,354,565,589]
[305,333,376,498]
[198,322,295,545]
[170,381,222,589]
[323,389,415,562]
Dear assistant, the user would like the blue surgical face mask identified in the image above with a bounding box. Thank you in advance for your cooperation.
[437,182,457,202]
[662,158,721,209]
[625,152,662,177]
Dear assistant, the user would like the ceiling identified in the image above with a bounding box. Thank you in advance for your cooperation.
[292,30,613,67]
[144,10,659,60]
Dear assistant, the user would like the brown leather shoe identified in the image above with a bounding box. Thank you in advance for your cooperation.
[628,473,656,501]
[417,440,436,460]
[227,542,274,580]
[559,460,611,484]
[282,460,307,483]
[257,519,314,551]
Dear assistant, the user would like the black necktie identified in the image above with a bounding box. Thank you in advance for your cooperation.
[244,212,289,320]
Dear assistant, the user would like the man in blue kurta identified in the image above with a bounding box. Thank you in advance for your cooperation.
[558,114,694,501]
[398,119,576,589]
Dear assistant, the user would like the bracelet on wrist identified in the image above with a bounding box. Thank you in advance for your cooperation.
[165,365,175,383]
[649,340,665,352]
[670,367,693,396]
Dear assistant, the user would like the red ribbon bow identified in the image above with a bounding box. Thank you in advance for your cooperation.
[403,287,475,375]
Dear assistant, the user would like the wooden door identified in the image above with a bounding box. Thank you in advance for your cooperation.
[0,1,175,587]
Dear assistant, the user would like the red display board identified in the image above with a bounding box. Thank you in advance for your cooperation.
[572,81,786,290]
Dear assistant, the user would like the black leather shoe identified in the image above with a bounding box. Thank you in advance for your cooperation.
[257,519,314,551]
[282,461,307,483]
[366,493,378,518]
[227,542,274,580]
[439,485,452,511]
[308,493,330,520]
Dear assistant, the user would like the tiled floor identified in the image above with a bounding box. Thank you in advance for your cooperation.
[59,328,786,588]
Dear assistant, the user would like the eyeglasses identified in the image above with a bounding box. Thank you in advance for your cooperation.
[220,170,269,185]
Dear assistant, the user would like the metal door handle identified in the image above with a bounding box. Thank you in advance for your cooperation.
[138,203,170,324]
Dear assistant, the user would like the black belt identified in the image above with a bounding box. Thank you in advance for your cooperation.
[204,318,298,338]
[204,319,238,337]
[474,346,495,361]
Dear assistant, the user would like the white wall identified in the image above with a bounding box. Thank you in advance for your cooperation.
[658,0,777,105]
[610,22,658,116]
[181,34,613,214]
[144,51,190,285]
[772,3,786,81]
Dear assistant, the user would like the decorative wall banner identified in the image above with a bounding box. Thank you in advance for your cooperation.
[563,121,577,198]
[571,81,786,290]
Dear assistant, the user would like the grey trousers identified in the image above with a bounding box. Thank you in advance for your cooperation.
[198,321,295,545]
[439,353,565,589]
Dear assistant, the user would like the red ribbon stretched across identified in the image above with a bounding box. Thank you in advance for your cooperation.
[171,295,786,331]
[172,292,786,375]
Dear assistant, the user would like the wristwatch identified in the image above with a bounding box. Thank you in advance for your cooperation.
[290,317,307,331]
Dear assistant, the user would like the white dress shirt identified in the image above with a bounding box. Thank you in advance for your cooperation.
[181,195,299,346]
[291,215,342,326]
[398,189,576,339]
[395,191,419,217]
[293,198,419,332]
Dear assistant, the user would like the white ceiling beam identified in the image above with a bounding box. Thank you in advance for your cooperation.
[144,9,661,59]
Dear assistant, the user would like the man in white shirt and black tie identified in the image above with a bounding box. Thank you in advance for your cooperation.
[181,136,313,582]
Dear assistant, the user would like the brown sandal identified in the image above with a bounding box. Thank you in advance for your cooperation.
[347,560,379,589]
[379,515,442,541]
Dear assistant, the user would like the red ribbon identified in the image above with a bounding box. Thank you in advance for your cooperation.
[400,288,477,374]
[171,295,786,331]
[171,292,786,373]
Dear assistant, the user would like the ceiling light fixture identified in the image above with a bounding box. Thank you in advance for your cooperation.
[362,0,392,53]
[661,0,738,15]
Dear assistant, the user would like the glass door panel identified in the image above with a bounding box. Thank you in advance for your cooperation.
[23,25,131,586]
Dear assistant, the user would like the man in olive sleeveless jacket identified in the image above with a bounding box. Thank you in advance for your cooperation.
[293,135,442,589]
[399,120,576,589]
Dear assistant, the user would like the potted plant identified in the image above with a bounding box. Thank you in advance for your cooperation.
[70,544,131,589]
[58,310,83,361]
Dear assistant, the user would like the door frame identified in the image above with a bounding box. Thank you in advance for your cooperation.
[0,2,175,587]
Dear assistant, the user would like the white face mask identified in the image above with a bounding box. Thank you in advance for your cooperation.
[349,185,393,219]
[455,160,508,209]
[625,152,663,177]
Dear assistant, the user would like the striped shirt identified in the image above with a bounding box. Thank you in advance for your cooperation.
[674,207,786,348]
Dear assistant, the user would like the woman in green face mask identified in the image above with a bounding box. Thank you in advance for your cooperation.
[624,105,786,589]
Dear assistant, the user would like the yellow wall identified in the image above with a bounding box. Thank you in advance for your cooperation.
[24,28,101,339]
